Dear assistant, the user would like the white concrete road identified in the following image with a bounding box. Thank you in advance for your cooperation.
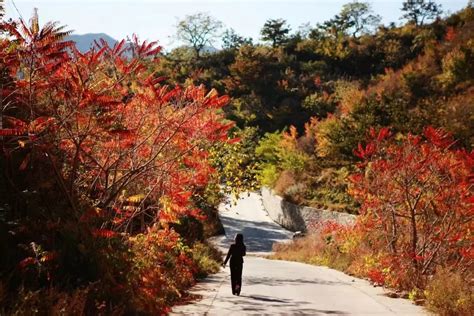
[171,192,427,315]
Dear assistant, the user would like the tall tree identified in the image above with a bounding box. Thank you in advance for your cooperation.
[351,127,473,278]
[318,16,352,39]
[175,12,223,59]
[401,0,443,26]
[316,1,381,38]
[340,1,381,37]
[261,19,290,47]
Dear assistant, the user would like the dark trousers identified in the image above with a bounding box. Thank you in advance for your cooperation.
[230,262,243,294]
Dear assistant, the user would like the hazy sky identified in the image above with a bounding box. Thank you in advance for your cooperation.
[4,0,469,50]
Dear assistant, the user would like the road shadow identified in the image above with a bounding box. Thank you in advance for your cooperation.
[218,215,293,253]
[217,293,349,315]
[244,275,349,287]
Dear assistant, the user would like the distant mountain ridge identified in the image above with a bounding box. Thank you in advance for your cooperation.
[67,33,118,52]
[67,33,220,55]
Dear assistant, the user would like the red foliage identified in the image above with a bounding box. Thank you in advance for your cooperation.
[1,18,231,234]
[0,128,24,136]
[129,228,197,313]
[18,257,36,270]
[445,26,457,42]
[0,17,231,312]
[350,127,473,284]
[92,229,117,239]
[367,269,385,286]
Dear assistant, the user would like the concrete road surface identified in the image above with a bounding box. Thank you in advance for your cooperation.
[171,192,427,315]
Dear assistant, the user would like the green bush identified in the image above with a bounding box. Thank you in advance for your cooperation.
[280,150,308,173]
[302,92,336,117]
[257,163,280,187]
[255,131,284,187]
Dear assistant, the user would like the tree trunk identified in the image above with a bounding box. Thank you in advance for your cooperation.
[410,206,418,270]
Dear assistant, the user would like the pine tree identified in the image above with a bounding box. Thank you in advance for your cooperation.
[401,0,442,26]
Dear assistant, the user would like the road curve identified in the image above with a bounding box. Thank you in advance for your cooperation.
[171,192,427,315]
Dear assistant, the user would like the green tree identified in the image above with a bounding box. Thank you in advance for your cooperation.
[209,127,260,194]
[401,0,442,26]
[316,15,353,39]
[255,131,284,186]
[261,18,290,47]
[340,1,381,37]
[222,28,253,50]
[316,1,381,38]
[175,12,223,59]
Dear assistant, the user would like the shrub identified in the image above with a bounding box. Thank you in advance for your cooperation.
[302,92,336,117]
[305,167,358,213]
[209,127,260,197]
[282,183,309,205]
[257,164,280,187]
[333,80,364,116]
[273,128,473,314]
[350,127,473,286]
[255,130,286,187]
[128,229,196,314]
[191,242,223,279]
[280,150,309,174]
[438,44,474,88]
[314,115,360,161]
[425,268,474,316]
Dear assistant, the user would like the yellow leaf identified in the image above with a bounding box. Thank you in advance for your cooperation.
[127,194,145,203]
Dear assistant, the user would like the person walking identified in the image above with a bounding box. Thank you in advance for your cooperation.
[223,233,246,296]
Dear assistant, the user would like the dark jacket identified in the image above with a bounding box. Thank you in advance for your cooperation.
[224,243,246,265]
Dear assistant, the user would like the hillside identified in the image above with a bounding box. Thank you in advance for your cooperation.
[158,5,474,213]
[67,33,118,52]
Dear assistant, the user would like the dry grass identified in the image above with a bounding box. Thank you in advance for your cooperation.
[425,268,474,316]
[273,170,297,196]
[271,233,353,272]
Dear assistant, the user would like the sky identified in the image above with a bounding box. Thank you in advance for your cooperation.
[4,0,470,50]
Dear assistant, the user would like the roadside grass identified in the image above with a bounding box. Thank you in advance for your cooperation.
[424,268,474,316]
[271,233,353,272]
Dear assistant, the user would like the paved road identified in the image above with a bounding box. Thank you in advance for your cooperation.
[171,192,427,315]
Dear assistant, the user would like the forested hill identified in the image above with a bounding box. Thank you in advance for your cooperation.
[158,6,473,145]
[157,4,473,214]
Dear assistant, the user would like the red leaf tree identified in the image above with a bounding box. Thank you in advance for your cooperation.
[350,127,473,284]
